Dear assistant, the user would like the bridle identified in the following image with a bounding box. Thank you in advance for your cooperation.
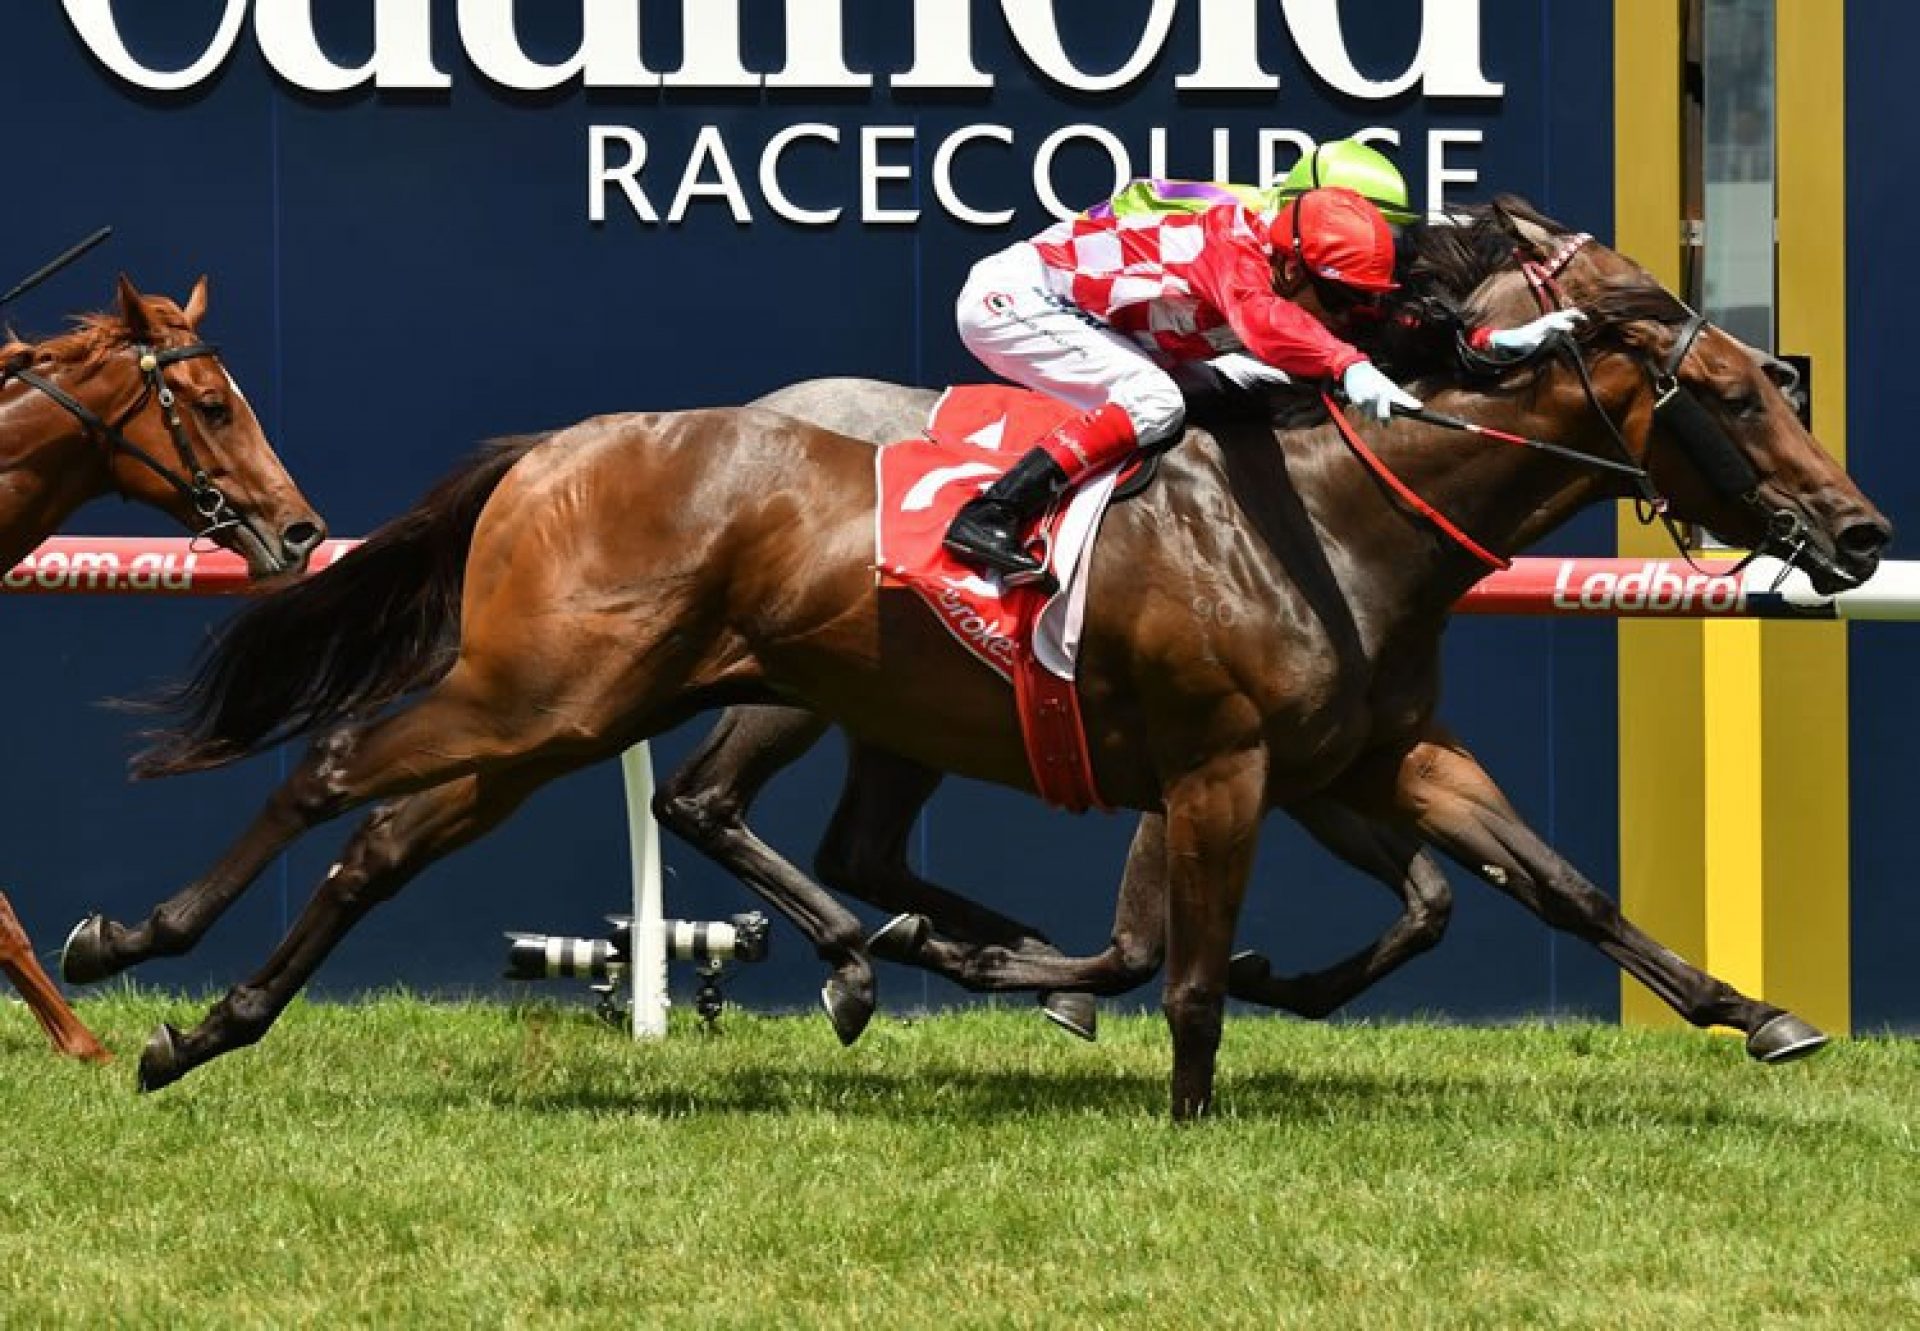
[1523,232,1823,581]
[1329,227,1830,581]
[4,340,247,546]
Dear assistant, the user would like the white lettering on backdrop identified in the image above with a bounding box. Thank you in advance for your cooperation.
[63,0,1503,225]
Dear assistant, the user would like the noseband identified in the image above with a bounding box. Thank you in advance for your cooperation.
[6,341,246,544]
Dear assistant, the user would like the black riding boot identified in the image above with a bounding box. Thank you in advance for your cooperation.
[942,446,1071,587]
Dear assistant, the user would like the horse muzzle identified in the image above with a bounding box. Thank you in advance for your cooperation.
[229,513,329,580]
[1789,509,1892,595]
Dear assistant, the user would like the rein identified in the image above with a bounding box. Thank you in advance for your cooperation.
[1321,391,1510,570]
[4,342,247,545]
[1323,231,1645,571]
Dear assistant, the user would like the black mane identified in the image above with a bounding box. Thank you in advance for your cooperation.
[1404,196,1569,303]
[1368,195,1574,377]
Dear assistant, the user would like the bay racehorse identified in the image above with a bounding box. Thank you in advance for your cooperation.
[66,204,1887,1117]
[646,208,1840,1049]
[0,276,326,1061]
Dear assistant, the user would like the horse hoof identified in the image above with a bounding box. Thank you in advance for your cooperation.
[819,979,874,1047]
[136,1023,185,1093]
[1039,992,1097,1042]
[1226,949,1272,992]
[67,1035,112,1066]
[60,914,116,986]
[1747,1012,1829,1064]
[868,913,930,963]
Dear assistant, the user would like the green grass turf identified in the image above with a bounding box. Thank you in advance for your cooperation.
[0,995,1913,1329]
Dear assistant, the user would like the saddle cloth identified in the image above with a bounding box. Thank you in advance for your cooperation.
[873,385,1121,811]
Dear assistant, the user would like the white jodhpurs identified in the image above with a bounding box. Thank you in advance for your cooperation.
[954,245,1188,447]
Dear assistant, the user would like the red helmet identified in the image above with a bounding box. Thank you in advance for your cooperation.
[1270,186,1399,294]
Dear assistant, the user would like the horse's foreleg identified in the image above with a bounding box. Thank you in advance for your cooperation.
[137,769,538,1092]
[0,892,108,1062]
[1161,749,1267,1121]
[655,706,880,1045]
[1226,795,1452,1017]
[1385,728,1825,1061]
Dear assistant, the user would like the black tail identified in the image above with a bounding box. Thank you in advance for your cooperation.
[131,434,548,778]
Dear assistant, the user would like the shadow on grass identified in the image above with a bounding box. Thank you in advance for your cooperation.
[404,1057,1850,1140]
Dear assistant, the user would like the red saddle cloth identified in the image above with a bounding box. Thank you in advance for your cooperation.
[874,385,1109,812]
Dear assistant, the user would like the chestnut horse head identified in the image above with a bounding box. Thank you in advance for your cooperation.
[0,275,325,577]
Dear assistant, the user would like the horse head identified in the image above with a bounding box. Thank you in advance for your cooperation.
[2,277,327,578]
[1493,204,1889,593]
[107,276,328,576]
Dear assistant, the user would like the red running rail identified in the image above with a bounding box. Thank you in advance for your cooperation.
[3,538,1916,621]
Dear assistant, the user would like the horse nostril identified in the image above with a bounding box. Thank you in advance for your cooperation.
[280,520,325,559]
[1837,520,1891,562]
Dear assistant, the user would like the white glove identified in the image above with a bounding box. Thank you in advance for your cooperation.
[1341,360,1422,423]
[1208,353,1294,394]
[1486,308,1586,355]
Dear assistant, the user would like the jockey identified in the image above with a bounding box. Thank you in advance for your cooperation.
[944,185,1418,586]
[1095,137,1423,398]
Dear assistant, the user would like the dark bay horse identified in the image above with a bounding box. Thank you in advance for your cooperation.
[657,381,1465,1048]
[652,214,1842,1049]
[0,276,326,1060]
[66,209,1887,1117]
[659,354,1810,1046]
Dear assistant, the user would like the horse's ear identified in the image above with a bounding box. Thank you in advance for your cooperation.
[183,275,210,330]
[116,273,156,340]
[1612,318,1669,360]
[1489,195,1558,260]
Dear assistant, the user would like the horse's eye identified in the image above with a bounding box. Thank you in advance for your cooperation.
[1723,390,1763,420]
[196,398,233,429]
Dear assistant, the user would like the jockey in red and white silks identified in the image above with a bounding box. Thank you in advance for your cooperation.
[943,185,1417,587]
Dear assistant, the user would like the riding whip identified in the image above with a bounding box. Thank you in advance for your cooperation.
[1390,402,1648,479]
[0,226,113,310]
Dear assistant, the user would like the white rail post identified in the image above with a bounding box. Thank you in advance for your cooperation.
[621,743,669,1039]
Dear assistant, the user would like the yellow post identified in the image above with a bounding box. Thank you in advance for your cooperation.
[1762,0,1851,1030]
[1612,0,1851,1033]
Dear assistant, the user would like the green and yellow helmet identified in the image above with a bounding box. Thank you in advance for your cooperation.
[1272,140,1420,226]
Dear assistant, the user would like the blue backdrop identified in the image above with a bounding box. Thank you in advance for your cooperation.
[1846,0,1920,1033]
[1,2,1676,1026]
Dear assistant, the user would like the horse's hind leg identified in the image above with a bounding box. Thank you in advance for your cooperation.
[135,619,738,1088]
[655,706,881,1045]
[0,892,108,1062]
[664,716,1109,1037]
[69,646,650,984]
[1380,727,1824,1062]
[137,768,542,1092]
[64,720,384,984]
[1226,794,1453,1017]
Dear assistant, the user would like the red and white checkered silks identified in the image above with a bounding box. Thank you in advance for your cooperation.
[1025,204,1366,378]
